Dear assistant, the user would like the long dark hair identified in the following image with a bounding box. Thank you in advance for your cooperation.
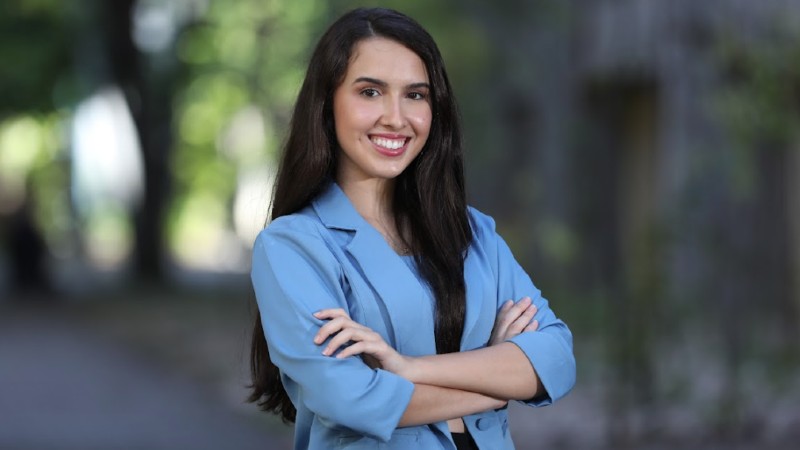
[249,7,471,423]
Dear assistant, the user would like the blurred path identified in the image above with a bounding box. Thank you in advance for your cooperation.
[0,303,291,450]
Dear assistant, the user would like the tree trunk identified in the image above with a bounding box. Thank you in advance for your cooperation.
[99,0,173,283]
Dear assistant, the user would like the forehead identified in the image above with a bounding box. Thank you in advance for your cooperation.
[344,37,429,82]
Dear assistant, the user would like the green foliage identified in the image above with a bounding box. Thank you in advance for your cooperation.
[0,112,69,248]
[0,0,79,116]
[167,0,327,261]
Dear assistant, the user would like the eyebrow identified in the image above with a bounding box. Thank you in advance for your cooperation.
[353,76,430,90]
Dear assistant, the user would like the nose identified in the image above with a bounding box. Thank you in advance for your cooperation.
[380,95,406,129]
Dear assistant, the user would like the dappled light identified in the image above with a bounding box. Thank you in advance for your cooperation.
[0,111,71,263]
[166,0,324,273]
[71,86,143,269]
[0,115,60,213]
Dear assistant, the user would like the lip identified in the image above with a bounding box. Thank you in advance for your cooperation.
[369,134,409,157]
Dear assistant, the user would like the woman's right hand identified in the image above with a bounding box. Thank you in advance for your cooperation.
[313,308,413,376]
[489,297,538,346]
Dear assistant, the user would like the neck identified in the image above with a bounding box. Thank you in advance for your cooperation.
[337,176,410,254]
[337,177,395,224]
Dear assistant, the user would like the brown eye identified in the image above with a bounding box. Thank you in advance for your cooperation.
[360,88,380,98]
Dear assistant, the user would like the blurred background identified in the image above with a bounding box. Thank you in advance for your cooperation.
[1,0,798,448]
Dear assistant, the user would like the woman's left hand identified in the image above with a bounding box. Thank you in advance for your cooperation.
[489,297,539,346]
[313,308,412,376]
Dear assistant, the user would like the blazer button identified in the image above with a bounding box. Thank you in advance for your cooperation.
[475,418,489,431]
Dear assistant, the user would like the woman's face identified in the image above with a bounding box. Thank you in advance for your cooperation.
[333,37,432,186]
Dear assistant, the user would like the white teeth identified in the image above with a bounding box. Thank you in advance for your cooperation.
[371,137,405,150]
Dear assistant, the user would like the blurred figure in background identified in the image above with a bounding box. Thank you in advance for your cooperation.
[6,185,49,298]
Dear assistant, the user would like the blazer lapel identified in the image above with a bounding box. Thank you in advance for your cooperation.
[460,249,497,350]
[345,229,436,356]
[313,183,436,357]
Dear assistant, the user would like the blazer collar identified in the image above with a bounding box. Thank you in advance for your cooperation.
[312,181,365,232]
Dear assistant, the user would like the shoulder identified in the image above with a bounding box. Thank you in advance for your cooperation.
[251,209,343,282]
[467,205,498,241]
[466,206,506,265]
[256,208,322,243]
[252,208,332,258]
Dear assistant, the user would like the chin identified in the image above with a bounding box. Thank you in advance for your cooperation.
[371,164,412,180]
[386,167,413,179]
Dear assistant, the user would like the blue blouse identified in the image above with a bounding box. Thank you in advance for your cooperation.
[251,183,575,449]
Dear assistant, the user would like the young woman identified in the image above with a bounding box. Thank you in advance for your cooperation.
[249,7,575,450]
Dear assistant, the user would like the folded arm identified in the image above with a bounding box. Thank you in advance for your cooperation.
[316,295,543,402]
[397,384,506,428]
[403,343,543,401]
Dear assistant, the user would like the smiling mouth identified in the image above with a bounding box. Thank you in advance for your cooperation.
[370,136,407,150]
[369,135,409,156]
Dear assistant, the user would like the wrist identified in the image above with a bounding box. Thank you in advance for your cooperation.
[398,355,424,382]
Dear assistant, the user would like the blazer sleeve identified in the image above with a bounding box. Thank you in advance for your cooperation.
[250,216,415,442]
[469,208,576,406]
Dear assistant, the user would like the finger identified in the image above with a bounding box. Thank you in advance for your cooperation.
[323,327,376,356]
[315,316,362,344]
[336,340,384,360]
[314,316,344,344]
[321,327,358,356]
[492,301,513,335]
[313,308,349,320]
[508,304,537,335]
[322,327,372,356]
[508,297,532,318]
[521,303,537,324]
[498,297,530,328]
[524,319,539,332]
[503,298,532,328]
[336,341,375,359]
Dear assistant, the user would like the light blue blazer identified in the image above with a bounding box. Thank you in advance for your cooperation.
[251,182,575,450]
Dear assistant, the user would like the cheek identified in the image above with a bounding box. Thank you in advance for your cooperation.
[412,110,432,136]
[337,102,380,132]
[407,102,432,130]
